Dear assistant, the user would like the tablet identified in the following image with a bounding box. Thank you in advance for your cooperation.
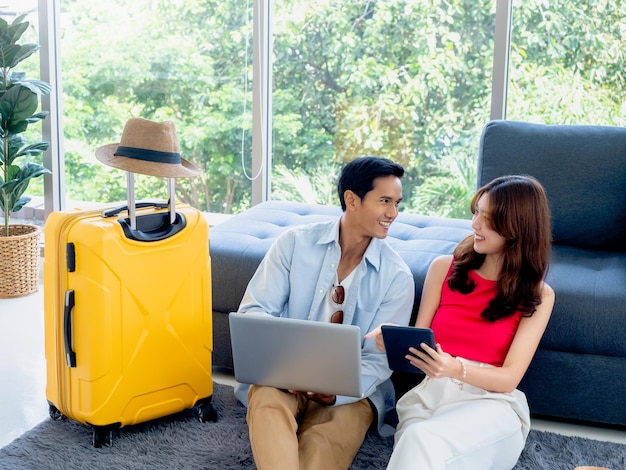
[381,325,436,374]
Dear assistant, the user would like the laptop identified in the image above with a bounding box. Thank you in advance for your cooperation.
[228,312,377,397]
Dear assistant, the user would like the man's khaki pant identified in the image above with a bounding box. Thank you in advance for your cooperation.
[247,385,374,470]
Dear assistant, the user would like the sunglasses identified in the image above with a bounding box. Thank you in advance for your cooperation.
[331,284,345,304]
[331,285,344,324]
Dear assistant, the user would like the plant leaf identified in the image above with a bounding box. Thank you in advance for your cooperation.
[0,43,39,69]
[9,195,30,213]
[26,111,49,124]
[0,86,38,124]
[7,15,29,43]
[8,119,29,134]
[0,138,49,166]
[0,163,49,213]
[15,162,50,180]
[14,78,51,96]
[6,163,19,179]
[19,141,50,157]
[0,134,26,165]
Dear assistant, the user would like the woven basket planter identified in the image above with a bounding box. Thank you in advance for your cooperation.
[0,224,41,298]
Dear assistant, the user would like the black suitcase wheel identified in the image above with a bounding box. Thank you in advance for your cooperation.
[48,404,65,421]
[198,402,218,423]
[93,427,113,448]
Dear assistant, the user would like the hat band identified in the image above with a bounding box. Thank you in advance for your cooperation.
[114,146,182,165]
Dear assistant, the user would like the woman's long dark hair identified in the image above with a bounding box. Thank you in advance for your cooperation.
[448,175,552,322]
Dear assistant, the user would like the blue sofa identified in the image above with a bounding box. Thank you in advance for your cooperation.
[209,120,626,428]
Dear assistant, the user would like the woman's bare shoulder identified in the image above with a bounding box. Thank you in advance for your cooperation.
[426,254,453,279]
[431,254,453,270]
[541,281,555,298]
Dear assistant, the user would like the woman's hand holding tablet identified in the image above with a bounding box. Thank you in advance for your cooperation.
[381,325,436,374]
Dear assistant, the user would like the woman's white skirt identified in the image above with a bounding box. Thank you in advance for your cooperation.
[387,358,531,470]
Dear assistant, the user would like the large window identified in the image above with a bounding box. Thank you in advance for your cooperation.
[270,0,495,217]
[4,0,626,223]
[507,0,626,127]
[57,0,254,214]
[0,0,45,223]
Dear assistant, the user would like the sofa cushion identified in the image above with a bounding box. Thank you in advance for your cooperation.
[542,246,626,357]
[519,349,626,426]
[477,120,626,250]
[210,201,473,315]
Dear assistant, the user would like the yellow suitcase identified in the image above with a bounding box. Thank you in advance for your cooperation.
[44,175,216,447]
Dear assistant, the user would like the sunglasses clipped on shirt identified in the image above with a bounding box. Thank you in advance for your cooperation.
[331,284,344,324]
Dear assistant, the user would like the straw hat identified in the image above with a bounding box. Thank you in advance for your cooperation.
[96,117,201,178]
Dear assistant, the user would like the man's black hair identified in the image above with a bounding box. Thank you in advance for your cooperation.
[337,156,405,210]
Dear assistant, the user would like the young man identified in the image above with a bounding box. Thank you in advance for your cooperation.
[233,156,415,470]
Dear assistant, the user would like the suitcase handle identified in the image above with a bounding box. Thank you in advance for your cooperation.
[101,201,169,218]
[126,173,177,229]
[106,173,185,242]
[64,290,77,368]
[118,211,187,242]
[101,175,187,241]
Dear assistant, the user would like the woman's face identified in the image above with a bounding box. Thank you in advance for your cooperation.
[471,192,507,256]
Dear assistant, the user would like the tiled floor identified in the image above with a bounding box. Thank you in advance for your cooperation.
[1,269,625,450]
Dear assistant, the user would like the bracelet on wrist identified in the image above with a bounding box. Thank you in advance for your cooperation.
[450,359,467,390]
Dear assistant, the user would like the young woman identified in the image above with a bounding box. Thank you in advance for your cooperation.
[367,174,555,470]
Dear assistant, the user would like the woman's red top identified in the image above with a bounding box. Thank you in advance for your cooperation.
[430,262,523,366]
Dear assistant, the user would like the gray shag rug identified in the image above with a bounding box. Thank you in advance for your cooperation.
[0,382,624,469]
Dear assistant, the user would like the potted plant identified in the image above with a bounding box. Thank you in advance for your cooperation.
[0,14,51,297]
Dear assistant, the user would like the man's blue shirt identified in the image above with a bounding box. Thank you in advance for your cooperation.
[235,218,415,434]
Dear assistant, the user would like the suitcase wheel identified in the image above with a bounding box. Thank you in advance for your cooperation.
[93,426,113,448]
[48,404,65,421]
[197,402,218,423]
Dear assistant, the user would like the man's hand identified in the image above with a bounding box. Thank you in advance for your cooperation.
[364,322,398,352]
[288,390,336,406]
